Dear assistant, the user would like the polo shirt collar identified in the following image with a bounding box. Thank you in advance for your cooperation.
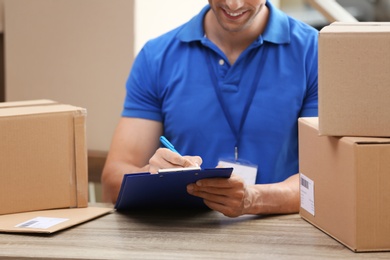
[263,1,290,44]
[176,5,209,42]
[177,0,290,45]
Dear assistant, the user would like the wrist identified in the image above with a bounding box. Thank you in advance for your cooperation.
[242,185,257,215]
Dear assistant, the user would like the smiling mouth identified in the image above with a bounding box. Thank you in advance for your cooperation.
[223,8,246,18]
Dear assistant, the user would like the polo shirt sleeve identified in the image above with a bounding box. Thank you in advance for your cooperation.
[300,31,319,117]
[122,44,163,122]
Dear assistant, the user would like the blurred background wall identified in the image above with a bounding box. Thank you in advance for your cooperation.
[0,0,389,152]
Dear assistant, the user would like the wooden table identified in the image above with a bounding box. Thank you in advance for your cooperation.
[0,205,389,259]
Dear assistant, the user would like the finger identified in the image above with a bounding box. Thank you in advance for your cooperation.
[187,187,230,204]
[151,148,185,167]
[188,184,230,196]
[149,166,161,174]
[192,190,243,217]
[196,174,244,188]
[182,156,202,167]
[189,183,246,203]
[161,148,186,166]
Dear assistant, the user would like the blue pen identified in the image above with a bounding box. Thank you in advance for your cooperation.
[160,136,180,154]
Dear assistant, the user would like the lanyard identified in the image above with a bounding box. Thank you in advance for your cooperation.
[205,45,268,160]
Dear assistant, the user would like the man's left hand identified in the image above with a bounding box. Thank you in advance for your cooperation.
[187,174,254,217]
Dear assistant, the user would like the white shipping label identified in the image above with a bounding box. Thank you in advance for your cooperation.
[300,173,315,216]
[15,217,68,229]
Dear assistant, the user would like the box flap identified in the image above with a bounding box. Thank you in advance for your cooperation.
[300,117,390,144]
[330,22,390,27]
[349,137,390,145]
[0,104,85,117]
[73,110,89,207]
[355,145,390,250]
[0,207,113,234]
[0,99,58,108]
[321,22,390,33]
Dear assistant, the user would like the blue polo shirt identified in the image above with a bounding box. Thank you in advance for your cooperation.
[123,1,318,184]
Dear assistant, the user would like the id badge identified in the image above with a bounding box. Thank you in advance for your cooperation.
[218,159,258,185]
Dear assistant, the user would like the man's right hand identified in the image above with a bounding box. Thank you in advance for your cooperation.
[148,148,202,174]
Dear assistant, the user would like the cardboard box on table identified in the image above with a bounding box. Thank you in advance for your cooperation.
[298,117,390,252]
[318,22,390,137]
[0,100,112,233]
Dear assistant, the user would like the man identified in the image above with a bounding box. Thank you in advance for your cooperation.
[102,0,318,217]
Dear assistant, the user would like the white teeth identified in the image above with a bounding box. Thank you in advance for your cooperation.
[226,11,243,17]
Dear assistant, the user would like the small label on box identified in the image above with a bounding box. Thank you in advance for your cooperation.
[300,173,315,216]
[15,217,68,229]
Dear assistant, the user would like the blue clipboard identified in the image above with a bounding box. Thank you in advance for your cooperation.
[114,167,233,210]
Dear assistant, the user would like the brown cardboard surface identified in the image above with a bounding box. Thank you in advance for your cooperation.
[299,117,390,252]
[0,207,113,234]
[0,100,88,215]
[318,22,390,137]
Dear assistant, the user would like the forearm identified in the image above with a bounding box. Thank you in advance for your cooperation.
[244,174,300,215]
[101,118,163,203]
[101,160,149,203]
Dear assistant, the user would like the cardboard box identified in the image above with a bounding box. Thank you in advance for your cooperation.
[0,99,88,215]
[298,117,390,252]
[318,22,390,137]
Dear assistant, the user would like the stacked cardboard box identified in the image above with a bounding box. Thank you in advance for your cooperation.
[318,22,390,137]
[0,99,88,215]
[299,117,390,252]
[299,22,390,252]
[0,99,113,234]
